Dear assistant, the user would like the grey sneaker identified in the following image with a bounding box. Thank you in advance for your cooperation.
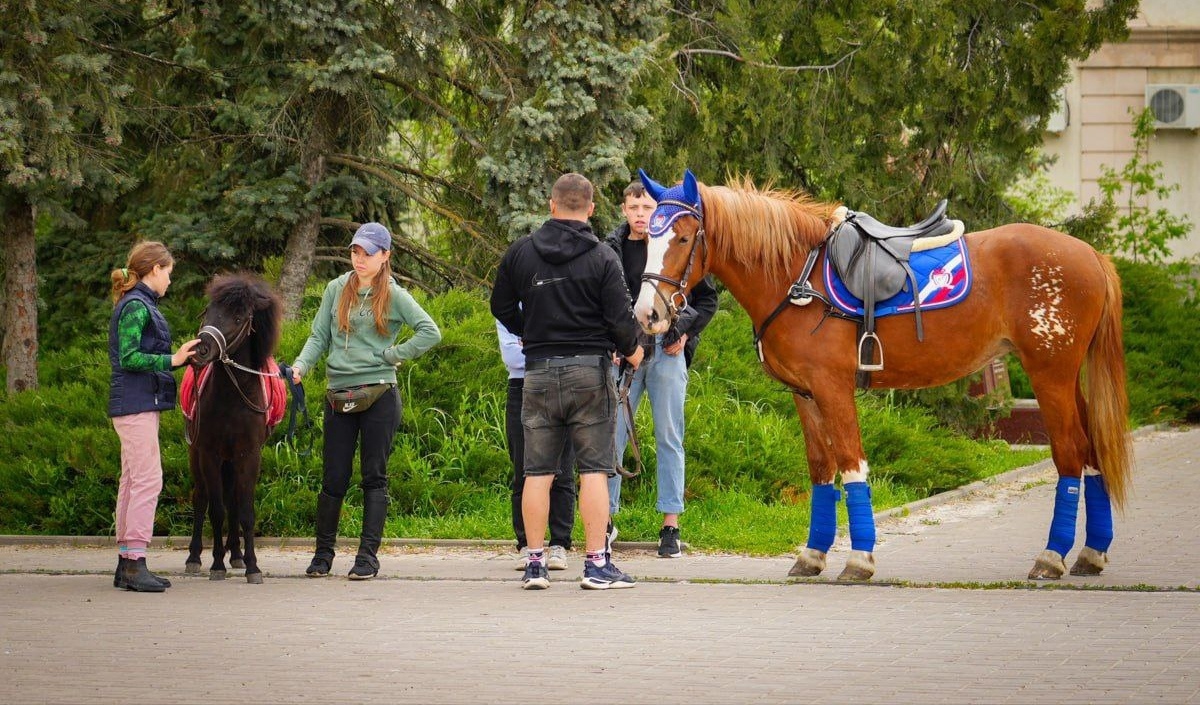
[547,545,568,570]
[515,547,531,571]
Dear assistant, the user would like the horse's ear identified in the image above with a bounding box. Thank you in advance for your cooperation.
[638,168,668,202]
[683,169,700,207]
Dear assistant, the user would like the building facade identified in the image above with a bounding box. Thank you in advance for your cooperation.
[1042,0,1200,258]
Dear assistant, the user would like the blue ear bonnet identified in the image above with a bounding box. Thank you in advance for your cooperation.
[648,184,700,238]
[638,168,702,239]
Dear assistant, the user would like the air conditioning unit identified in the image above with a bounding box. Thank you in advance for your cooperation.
[1045,91,1069,133]
[1145,84,1200,129]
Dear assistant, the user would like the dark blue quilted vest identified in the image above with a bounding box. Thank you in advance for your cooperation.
[108,283,177,417]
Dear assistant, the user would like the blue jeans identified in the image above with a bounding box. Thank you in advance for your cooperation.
[609,336,688,516]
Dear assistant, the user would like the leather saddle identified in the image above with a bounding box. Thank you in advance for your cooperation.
[827,200,956,377]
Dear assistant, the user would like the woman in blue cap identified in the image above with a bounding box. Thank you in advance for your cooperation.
[290,222,442,580]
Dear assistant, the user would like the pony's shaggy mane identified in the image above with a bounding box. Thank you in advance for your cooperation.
[701,177,840,285]
[205,274,282,370]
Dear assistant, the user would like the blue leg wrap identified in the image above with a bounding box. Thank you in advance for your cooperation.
[1083,474,1114,553]
[843,482,876,553]
[1045,476,1081,556]
[806,484,841,553]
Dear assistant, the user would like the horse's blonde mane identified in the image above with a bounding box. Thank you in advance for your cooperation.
[701,177,840,285]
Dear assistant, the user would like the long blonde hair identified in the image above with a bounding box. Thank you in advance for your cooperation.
[336,259,393,336]
[110,241,173,303]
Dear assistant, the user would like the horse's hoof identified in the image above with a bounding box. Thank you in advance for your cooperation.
[209,570,227,581]
[1069,546,1108,576]
[1028,549,1066,580]
[184,562,201,575]
[245,572,264,584]
[837,551,876,581]
[788,548,827,577]
[231,558,246,570]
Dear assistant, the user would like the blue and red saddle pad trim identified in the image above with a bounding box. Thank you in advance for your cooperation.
[823,237,973,318]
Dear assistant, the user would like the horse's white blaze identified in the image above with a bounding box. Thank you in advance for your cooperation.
[1027,263,1074,351]
[841,459,869,484]
[633,230,673,333]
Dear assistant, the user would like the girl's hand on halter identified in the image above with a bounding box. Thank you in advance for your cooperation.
[172,339,202,367]
[290,365,303,385]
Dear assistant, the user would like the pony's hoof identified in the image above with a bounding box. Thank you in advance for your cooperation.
[209,569,227,581]
[1028,549,1066,580]
[184,562,201,575]
[231,558,246,570]
[245,572,264,584]
[1069,546,1108,576]
[788,548,827,577]
[837,551,876,581]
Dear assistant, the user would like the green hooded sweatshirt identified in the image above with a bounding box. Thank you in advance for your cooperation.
[293,273,441,389]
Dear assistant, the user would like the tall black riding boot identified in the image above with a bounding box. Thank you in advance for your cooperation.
[306,492,343,577]
[349,489,389,580]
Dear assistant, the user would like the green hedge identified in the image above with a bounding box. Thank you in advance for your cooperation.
[2,258,1193,549]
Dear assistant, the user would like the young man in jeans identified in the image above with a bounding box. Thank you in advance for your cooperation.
[606,180,718,557]
[491,172,644,590]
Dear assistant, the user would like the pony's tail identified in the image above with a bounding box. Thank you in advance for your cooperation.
[1086,253,1133,512]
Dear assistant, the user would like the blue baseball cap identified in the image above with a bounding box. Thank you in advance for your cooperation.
[350,222,392,255]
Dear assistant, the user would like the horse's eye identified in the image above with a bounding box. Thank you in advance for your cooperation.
[679,237,690,244]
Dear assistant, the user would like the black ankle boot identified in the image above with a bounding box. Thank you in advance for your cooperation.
[349,489,388,580]
[115,557,171,589]
[307,491,343,577]
[120,557,167,593]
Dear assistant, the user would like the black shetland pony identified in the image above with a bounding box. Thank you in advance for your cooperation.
[184,274,282,583]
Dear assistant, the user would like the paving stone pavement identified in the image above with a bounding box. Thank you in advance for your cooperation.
[1,427,1198,704]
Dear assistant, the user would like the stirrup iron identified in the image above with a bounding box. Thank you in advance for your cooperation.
[857,332,884,372]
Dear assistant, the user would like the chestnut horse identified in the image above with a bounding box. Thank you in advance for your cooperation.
[634,169,1132,581]
[184,274,283,583]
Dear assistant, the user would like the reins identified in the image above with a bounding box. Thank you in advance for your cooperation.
[615,360,643,479]
[190,316,314,454]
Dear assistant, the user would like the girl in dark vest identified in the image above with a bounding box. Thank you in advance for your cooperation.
[108,241,200,592]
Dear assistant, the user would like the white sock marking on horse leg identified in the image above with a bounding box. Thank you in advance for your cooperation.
[841,459,869,484]
[1083,465,1100,476]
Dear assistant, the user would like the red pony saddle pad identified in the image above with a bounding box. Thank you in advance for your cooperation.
[181,358,287,432]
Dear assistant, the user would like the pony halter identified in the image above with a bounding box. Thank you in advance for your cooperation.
[640,199,708,319]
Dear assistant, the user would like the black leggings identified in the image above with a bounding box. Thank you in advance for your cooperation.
[321,387,401,498]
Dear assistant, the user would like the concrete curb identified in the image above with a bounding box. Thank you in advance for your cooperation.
[0,424,1169,553]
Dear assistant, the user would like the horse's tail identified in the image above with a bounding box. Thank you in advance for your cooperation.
[1085,253,1133,512]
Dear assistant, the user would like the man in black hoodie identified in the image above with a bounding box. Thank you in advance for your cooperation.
[491,172,645,591]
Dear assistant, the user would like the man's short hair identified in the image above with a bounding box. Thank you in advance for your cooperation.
[623,181,647,200]
[551,173,593,212]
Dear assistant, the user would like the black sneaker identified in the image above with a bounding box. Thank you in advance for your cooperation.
[347,556,378,581]
[658,526,682,558]
[522,560,550,590]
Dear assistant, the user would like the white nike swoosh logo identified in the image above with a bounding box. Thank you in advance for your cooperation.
[533,277,567,287]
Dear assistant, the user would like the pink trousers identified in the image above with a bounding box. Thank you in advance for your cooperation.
[112,412,163,556]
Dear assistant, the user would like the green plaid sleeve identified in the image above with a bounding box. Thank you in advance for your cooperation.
[116,302,171,372]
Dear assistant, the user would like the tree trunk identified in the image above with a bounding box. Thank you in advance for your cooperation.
[2,195,39,392]
[278,94,340,319]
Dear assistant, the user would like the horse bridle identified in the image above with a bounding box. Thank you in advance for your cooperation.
[639,199,708,321]
[197,315,270,414]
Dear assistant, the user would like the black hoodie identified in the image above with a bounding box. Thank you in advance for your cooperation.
[490,218,641,362]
